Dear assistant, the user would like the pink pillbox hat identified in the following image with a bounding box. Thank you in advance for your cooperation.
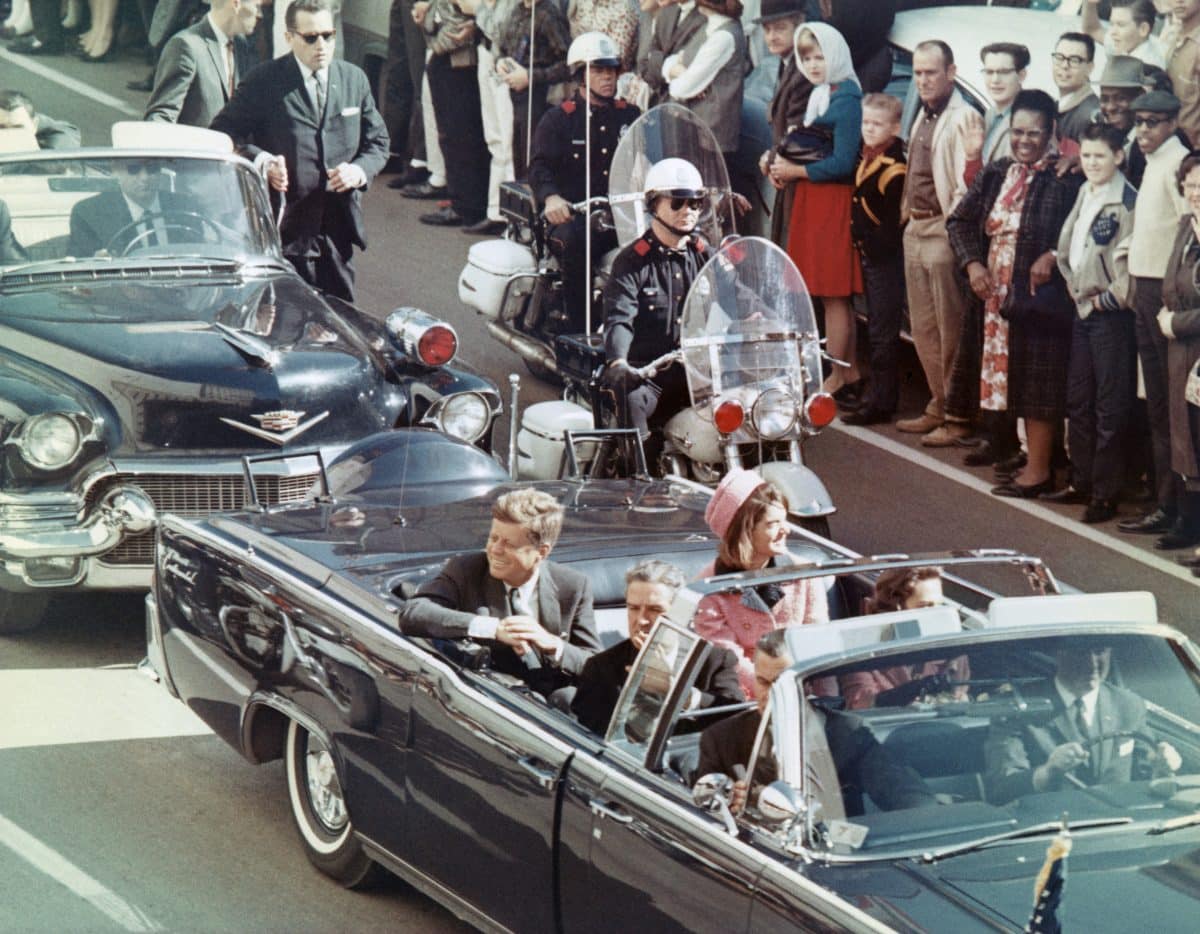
[704,468,767,538]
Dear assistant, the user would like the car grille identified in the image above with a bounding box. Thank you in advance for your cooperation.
[86,473,318,566]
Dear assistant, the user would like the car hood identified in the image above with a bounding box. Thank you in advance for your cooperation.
[0,272,401,453]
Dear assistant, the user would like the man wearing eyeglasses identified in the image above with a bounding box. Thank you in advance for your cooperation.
[211,0,389,303]
[1052,32,1101,147]
[975,43,1029,169]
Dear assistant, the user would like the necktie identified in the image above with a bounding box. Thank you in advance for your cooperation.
[508,586,528,617]
[313,71,326,121]
[226,40,236,96]
[1074,697,1091,741]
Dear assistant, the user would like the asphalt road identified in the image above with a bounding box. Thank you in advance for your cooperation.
[1,41,1198,934]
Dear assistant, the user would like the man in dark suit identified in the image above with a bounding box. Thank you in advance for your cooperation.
[697,630,934,816]
[144,0,262,128]
[68,160,199,258]
[398,488,601,694]
[0,200,28,264]
[984,641,1180,804]
[571,559,744,735]
[211,0,389,302]
[0,90,81,149]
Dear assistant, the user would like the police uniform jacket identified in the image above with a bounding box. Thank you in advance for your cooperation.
[528,92,641,206]
[603,229,707,365]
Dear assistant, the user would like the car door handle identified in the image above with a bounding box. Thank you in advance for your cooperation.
[517,756,558,791]
[589,798,634,825]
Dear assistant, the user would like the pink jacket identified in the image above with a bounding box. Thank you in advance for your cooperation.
[840,656,971,710]
[693,556,829,697]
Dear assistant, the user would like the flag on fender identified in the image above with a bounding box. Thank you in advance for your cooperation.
[1026,825,1072,934]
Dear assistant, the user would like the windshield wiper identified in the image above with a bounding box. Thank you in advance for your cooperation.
[919,817,1132,863]
[1147,811,1200,836]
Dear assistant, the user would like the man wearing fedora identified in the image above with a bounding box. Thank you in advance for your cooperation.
[1097,55,1152,184]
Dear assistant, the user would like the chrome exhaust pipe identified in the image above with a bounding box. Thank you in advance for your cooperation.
[485,320,559,374]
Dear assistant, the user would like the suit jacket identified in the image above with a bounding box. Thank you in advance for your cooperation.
[397,552,600,686]
[34,114,81,150]
[211,54,389,253]
[0,200,28,263]
[571,636,744,735]
[698,707,934,816]
[984,680,1148,805]
[145,17,257,129]
[67,190,195,259]
[638,4,706,106]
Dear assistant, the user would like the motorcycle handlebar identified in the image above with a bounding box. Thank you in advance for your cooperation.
[635,351,682,380]
[570,196,611,215]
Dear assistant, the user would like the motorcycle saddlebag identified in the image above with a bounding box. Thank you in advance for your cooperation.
[555,333,606,384]
[500,181,537,227]
[458,238,537,318]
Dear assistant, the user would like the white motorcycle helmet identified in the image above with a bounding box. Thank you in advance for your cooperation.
[566,31,622,72]
[643,158,706,207]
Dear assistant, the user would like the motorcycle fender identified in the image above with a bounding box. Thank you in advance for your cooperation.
[662,407,724,465]
[758,461,836,517]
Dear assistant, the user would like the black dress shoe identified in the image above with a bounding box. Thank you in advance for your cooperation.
[9,36,62,54]
[419,205,465,226]
[462,218,506,236]
[963,441,1012,467]
[1040,486,1090,505]
[1082,499,1118,524]
[841,406,893,427]
[1174,552,1200,568]
[127,71,154,92]
[1155,520,1200,550]
[399,181,447,200]
[1117,507,1174,534]
[991,478,1054,499]
[993,451,1028,480]
[832,380,865,408]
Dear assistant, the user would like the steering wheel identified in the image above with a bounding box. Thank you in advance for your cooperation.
[105,210,232,256]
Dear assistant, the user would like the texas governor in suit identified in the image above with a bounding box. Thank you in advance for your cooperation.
[144,0,261,129]
[397,489,601,695]
[211,0,388,302]
[984,640,1181,804]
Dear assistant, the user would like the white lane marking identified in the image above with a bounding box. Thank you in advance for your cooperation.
[0,49,142,118]
[0,669,211,751]
[0,813,163,931]
[832,421,1200,587]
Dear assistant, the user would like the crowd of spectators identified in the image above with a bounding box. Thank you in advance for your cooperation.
[4,0,1200,558]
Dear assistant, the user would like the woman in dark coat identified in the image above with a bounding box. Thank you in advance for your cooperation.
[1157,154,1200,551]
[947,88,1083,498]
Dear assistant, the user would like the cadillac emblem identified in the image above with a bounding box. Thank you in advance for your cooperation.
[219,409,330,445]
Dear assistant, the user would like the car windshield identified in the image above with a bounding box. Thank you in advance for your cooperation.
[754,631,1200,858]
[0,152,279,268]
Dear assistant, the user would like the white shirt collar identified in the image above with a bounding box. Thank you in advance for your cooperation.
[207,12,231,48]
[122,193,160,222]
[1054,677,1099,726]
[293,54,328,85]
[508,570,540,619]
[1057,85,1094,113]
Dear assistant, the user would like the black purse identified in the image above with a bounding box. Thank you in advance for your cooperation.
[776,126,834,165]
[1001,272,1074,331]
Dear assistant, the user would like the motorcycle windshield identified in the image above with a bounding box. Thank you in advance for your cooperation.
[680,237,822,436]
[608,103,732,249]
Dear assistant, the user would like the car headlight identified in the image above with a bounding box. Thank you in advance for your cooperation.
[436,392,490,442]
[16,413,85,470]
[750,388,798,440]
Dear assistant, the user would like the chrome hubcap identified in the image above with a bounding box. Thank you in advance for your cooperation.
[304,741,347,833]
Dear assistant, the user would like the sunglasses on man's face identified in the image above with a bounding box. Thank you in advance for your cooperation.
[668,196,706,211]
[121,163,157,176]
[294,30,336,44]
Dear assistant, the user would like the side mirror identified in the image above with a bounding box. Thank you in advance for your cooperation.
[692,773,738,837]
[758,780,805,826]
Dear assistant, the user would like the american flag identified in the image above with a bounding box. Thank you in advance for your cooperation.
[1026,826,1072,934]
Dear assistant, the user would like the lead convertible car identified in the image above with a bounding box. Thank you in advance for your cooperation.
[0,131,500,632]
[146,436,1200,933]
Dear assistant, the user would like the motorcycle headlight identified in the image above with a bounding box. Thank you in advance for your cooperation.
[435,392,491,443]
[750,388,798,440]
[16,413,85,470]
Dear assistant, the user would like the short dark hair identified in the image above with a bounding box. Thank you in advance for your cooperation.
[870,566,942,614]
[1112,0,1157,29]
[914,39,954,68]
[1080,121,1128,154]
[980,42,1030,72]
[1177,154,1200,196]
[0,90,35,118]
[1012,88,1058,132]
[1142,64,1174,94]
[756,628,790,659]
[285,0,332,31]
[1057,31,1096,62]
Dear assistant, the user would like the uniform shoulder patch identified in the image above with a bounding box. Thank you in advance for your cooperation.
[633,238,651,256]
[562,100,577,114]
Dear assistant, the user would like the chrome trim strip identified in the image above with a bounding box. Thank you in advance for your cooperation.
[144,592,179,699]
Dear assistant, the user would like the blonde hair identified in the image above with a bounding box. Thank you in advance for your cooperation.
[492,489,564,549]
[861,92,902,124]
[717,482,789,570]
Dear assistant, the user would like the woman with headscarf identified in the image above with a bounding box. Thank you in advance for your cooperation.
[769,22,863,398]
[693,468,829,696]
[947,89,1083,499]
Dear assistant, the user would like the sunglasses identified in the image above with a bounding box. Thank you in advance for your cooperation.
[668,196,706,211]
[120,163,157,176]
[1134,115,1172,128]
[294,30,336,44]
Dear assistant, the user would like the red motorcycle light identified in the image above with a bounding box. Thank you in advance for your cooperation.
[713,399,745,434]
[805,393,837,428]
[418,325,458,366]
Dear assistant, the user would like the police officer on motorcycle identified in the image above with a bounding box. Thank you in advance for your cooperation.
[528,31,640,333]
[602,158,710,468]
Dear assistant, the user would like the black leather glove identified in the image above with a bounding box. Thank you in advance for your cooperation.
[602,358,644,395]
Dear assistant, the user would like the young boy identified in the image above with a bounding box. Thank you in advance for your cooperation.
[843,92,906,426]
[1055,120,1139,523]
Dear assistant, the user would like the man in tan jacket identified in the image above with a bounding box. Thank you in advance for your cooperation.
[898,39,982,446]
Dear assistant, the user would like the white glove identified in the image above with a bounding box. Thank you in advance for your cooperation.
[1157,308,1176,339]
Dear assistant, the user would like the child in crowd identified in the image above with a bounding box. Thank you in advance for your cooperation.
[843,92,907,426]
[1055,120,1139,523]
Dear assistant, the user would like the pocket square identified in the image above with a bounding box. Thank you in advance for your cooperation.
[340,106,361,116]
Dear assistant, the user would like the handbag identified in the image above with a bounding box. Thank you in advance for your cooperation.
[776,126,833,165]
[1186,360,1200,408]
[1000,272,1075,330]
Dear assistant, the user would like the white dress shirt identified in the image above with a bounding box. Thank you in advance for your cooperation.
[663,13,735,102]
